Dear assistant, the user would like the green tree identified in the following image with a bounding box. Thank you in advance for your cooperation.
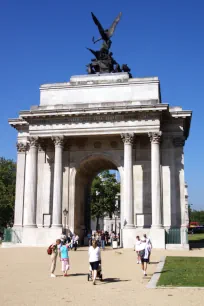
[90,170,120,230]
[0,158,16,228]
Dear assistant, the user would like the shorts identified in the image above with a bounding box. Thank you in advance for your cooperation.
[90,261,100,270]
[141,258,149,263]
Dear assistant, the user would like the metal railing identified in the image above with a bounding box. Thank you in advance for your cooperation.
[3,228,22,243]
[165,228,181,244]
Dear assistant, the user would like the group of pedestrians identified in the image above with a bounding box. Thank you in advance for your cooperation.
[88,231,106,250]
[49,232,79,278]
[49,234,101,284]
[135,234,152,276]
[48,231,152,281]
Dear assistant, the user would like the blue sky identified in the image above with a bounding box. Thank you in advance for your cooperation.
[0,1,203,209]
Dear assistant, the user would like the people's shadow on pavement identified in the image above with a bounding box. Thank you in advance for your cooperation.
[56,273,87,277]
[154,270,170,274]
[101,278,130,284]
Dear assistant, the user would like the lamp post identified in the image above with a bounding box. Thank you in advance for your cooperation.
[115,194,120,245]
[96,190,100,231]
[63,208,68,233]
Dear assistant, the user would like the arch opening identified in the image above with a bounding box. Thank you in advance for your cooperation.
[74,155,120,240]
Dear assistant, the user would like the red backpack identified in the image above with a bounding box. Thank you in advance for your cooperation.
[47,245,53,255]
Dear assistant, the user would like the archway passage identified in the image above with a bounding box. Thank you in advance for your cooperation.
[74,154,119,240]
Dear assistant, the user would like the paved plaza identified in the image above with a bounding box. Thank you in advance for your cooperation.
[0,247,203,306]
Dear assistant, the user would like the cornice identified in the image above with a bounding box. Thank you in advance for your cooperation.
[40,76,159,91]
[8,118,28,130]
[19,104,169,120]
[170,110,192,118]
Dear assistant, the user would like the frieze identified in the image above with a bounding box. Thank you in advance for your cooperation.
[30,112,158,126]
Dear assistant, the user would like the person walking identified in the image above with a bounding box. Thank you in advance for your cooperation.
[87,231,92,246]
[88,240,101,285]
[135,236,141,264]
[50,239,61,278]
[139,237,151,276]
[100,231,105,250]
[59,240,71,276]
[143,234,152,263]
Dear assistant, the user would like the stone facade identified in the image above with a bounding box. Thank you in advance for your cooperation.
[9,73,192,248]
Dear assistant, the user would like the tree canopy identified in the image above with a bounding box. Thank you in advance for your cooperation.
[90,170,120,230]
[0,157,16,228]
[189,204,204,225]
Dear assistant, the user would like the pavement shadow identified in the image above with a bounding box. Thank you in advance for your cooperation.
[101,278,130,284]
[149,262,159,264]
[189,241,204,249]
[70,273,88,277]
[154,270,170,274]
[56,273,87,277]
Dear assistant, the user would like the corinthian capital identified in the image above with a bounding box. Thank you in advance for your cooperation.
[148,132,162,144]
[121,133,134,145]
[16,142,28,153]
[28,137,39,148]
[52,136,64,147]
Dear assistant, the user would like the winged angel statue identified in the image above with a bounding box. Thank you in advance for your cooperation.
[86,12,132,76]
[91,12,122,52]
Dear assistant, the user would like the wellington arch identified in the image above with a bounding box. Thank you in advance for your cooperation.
[9,73,192,248]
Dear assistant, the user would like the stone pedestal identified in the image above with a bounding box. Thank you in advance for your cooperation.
[22,227,62,246]
[149,228,165,248]
[122,228,138,248]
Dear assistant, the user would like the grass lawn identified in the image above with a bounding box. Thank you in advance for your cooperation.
[157,256,204,287]
[188,233,204,242]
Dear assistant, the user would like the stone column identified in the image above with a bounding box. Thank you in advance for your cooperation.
[52,136,64,228]
[14,142,27,227]
[121,133,134,228]
[173,137,186,227]
[24,137,38,227]
[149,132,162,228]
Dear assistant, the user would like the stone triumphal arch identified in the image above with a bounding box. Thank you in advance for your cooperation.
[9,73,192,248]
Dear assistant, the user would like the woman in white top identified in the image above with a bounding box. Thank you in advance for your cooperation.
[88,240,101,285]
[143,234,152,263]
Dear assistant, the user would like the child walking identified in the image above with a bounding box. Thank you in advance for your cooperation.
[59,240,71,276]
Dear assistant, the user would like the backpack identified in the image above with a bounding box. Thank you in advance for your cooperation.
[47,245,53,255]
[139,249,145,259]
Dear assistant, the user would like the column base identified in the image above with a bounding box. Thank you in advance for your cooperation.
[52,224,62,228]
[24,225,37,228]
[13,224,23,228]
[124,224,135,229]
[151,225,163,229]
